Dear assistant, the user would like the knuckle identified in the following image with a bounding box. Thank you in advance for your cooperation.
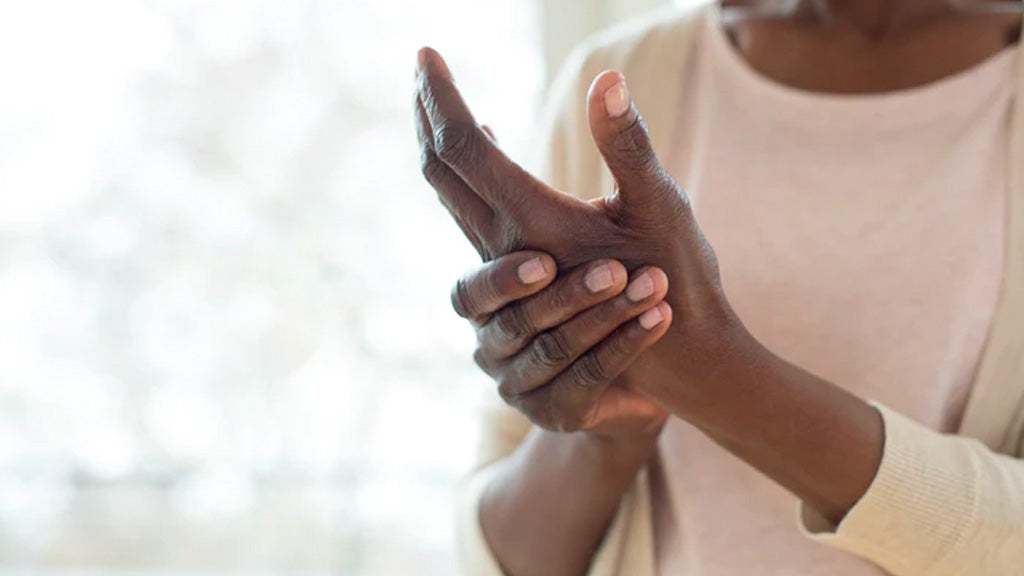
[519,393,562,432]
[615,140,656,170]
[419,150,447,184]
[609,121,667,186]
[593,296,631,327]
[435,120,478,165]
[472,347,494,374]
[612,116,653,158]
[484,261,516,301]
[495,361,600,435]
[515,387,587,434]
[570,354,610,390]
[531,330,572,369]
[497,377,526,408]
[549,275,580,311]
[494,305,533,346]
[605,330,632,361]
[495,220,527,255]
[450,277,475,319]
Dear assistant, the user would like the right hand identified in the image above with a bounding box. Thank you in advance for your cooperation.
[453,250,672,438]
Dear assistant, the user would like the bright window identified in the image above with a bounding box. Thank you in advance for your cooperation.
[0,1,542,573]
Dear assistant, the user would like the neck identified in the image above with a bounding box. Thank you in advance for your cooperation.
[725,1,1022,33]
[806,0,953,36]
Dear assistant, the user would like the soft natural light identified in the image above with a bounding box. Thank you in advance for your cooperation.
[0,0,542,573]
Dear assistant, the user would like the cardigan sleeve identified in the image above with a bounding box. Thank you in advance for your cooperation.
[800,403,1024,576]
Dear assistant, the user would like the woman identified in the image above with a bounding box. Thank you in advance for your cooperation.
[414,1,1024,574]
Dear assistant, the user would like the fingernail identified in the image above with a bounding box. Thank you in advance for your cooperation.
[639,306,665,330]
[417,48,428,72]
[626,273,655,302]
[585,264,615,293]
[604,80,630,118]
[517,257,548,285]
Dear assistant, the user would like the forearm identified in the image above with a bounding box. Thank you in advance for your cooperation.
[649,327,884,524]
[479,426,658,576]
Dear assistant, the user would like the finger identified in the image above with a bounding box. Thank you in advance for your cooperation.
[518,300,673,433]
[498,266,668,397]
[481,124,497,142]
[479,259,628,358]
[416,47,542,212]
[416,92,495,248]
[451,251,557,324]
[585,71,676,209]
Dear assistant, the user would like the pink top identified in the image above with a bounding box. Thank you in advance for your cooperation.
[653,10,1014,576]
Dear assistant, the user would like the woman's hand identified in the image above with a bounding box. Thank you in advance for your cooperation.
[453,250,671,437]
[416,48,720,299]
[416,47,744,402]
[416,47,884,524]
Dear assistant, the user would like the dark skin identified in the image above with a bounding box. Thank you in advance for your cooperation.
[416,2,1022,575]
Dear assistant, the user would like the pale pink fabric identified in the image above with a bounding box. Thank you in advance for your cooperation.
[653,11,1014,576]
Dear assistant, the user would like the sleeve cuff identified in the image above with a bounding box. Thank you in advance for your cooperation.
[798,402,980,575]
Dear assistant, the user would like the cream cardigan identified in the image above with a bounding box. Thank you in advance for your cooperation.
[456,2,1024,574]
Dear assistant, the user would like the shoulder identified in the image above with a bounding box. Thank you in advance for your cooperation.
[563,1,712,87]
[535,2,711,191]
[533,2,711,194]
[543,1,712,132]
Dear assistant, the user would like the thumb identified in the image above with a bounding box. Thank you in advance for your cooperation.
[586,71,674,209]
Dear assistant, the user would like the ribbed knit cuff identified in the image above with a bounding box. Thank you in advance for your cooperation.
[799,403,980,575]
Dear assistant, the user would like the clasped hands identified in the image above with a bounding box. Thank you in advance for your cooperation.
[414,47,750,438]
[414,49,885,524]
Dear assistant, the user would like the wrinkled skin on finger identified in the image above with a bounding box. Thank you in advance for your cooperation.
[450,250,671,435]
[416,50,889,531]
[415,48,747,411]
[415,49,729,318]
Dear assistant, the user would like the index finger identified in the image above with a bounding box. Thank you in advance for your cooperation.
[451,251,557,324]
[416,47,539,212]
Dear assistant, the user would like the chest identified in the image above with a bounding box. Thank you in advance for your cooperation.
[690,123,1006,426]
[669,39,1013,428]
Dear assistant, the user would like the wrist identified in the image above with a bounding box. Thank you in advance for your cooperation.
[577,422,663,471]
[576,425,663,471]
[584,419,664,447]
[638,302,761,409]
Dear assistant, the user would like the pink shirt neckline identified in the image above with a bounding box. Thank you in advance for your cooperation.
[654,9,1014,576]
[705,6,1018,130]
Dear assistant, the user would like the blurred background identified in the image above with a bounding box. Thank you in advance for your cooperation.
[0,0,689,574]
